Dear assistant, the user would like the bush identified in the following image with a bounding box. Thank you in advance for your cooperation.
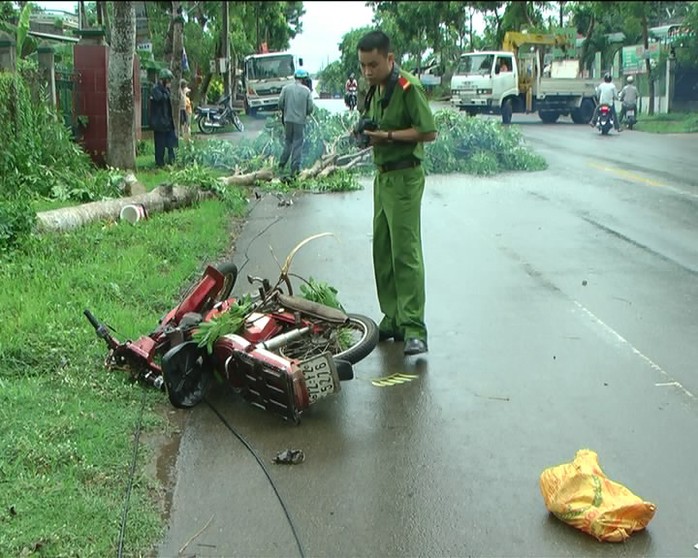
[424,110,547,175]
[0,72,122,251]
[0,199,35,252]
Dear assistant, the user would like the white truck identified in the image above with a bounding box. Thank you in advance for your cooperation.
[242,52,306,116]
[450,31,598,125]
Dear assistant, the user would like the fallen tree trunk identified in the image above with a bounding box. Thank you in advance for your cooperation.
[218,169,274,187]
[36,185,214,233]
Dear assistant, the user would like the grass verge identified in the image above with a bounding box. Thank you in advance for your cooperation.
[0,196,247,556]
[634,112,698,133]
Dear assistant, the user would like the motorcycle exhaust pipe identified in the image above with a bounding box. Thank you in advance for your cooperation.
[261,326,312,352]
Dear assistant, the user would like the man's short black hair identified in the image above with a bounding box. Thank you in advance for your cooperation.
[357,30,391,56]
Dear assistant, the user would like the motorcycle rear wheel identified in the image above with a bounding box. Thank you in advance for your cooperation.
[198,115,216,134]
[280,313,378,365]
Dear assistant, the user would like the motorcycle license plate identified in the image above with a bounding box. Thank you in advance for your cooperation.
[627,110,635,117]
[300,352,340,404]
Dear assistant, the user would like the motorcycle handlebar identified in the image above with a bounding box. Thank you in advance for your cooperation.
[84,308,119,349]
[84,308,101,331]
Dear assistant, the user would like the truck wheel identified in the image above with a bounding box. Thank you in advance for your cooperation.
[244,100,258,117]
[467,110,477,118]
[574,99,595,125]
[501,100,513,125]
[570,109,585,124]
[539,110,560,124]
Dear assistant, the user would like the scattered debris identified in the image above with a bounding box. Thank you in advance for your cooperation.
[273,449,305,465]
[178,514,215,555]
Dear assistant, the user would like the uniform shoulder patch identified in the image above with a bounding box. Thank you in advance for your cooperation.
[398,76,411,91]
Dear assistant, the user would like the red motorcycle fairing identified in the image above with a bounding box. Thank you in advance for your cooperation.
[213,334,310,422]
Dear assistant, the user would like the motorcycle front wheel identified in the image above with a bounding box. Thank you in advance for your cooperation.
[232,112,245,132]
[280,313,379,365]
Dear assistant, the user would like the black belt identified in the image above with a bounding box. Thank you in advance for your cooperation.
[377,158,421,173]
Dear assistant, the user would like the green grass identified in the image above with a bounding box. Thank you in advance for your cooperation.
[634,112,698,134]
[0,197,247,557]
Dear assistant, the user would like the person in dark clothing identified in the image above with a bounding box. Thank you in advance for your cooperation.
[150,69,178,167]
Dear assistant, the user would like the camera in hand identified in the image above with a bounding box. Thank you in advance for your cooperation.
[353,118,379,148]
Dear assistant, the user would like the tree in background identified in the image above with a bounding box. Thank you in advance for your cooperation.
[107,1,136,170]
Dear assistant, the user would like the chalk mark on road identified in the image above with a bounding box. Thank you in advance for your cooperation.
[497,245,695,402]
[571,300,695,400]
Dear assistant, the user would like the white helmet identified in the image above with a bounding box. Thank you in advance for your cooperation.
[627,75,634,83]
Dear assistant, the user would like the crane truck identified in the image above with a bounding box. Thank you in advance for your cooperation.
[450,31,598,125]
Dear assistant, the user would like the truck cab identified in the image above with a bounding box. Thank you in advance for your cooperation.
[242,52,303,116]
[451,30,597,125]
[451,51,520,117]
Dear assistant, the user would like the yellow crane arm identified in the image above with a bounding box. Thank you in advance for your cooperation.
[502,31,570,53]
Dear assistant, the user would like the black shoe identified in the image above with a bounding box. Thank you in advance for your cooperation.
[379,330,404,342]
[404,338,428,356]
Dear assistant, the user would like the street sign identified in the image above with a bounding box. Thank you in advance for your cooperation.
[622,43,660,74]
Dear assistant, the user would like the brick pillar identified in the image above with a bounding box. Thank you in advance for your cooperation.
[74,29,109,165]
[37,42,56,108]
[0,31,16,72]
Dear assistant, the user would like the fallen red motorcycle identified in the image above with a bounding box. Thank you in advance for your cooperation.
[84,235,379,423]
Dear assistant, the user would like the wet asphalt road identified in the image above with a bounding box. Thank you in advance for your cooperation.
[157,104,698,557]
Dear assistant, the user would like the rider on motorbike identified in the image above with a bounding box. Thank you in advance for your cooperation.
[591,73,621,132]
[619,75,639,126]
[345,73,358,109]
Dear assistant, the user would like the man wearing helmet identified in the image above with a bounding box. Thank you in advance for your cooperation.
[590,73,620,132]
[345,72,358,109]
[278,68,315,177]
[150,69,178,167]
[619,75,639,127]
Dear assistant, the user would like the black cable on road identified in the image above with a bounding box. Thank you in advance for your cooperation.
[116,388,147,558]
[205,399,306,558]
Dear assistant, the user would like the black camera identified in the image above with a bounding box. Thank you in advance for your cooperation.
[353,118,379,148]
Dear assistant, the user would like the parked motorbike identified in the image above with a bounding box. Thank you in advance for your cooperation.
[195,94,245,134]
[597,104,614,135]
[621,103,637,130]
[345,91,357,111]
[84,235,379,424]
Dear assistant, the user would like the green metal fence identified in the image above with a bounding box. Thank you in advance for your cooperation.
[55,66,76,130]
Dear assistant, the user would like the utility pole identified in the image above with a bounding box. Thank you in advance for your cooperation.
[222,1,230,98]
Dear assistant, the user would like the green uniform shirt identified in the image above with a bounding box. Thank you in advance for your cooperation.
[366,68,437,166]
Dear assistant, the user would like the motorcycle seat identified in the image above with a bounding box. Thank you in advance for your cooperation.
[277,293,349,325]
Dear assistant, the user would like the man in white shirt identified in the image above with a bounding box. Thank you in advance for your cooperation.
[590,73,620,131]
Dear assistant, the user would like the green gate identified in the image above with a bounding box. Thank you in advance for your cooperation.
[55,66,76,130]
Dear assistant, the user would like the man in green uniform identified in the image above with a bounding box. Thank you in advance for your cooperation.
[356,30,437,356]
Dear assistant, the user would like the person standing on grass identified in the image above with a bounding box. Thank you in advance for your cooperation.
[150,69,178,167]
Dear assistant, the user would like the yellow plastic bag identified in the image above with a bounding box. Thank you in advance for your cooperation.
[539,449,656,542]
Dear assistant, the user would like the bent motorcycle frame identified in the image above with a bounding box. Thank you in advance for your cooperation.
[86,262,351,420]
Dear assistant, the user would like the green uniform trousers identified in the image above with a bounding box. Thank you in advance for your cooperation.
[372,165,427,342]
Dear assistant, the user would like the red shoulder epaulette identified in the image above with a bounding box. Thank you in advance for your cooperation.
[398,76,411,91]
